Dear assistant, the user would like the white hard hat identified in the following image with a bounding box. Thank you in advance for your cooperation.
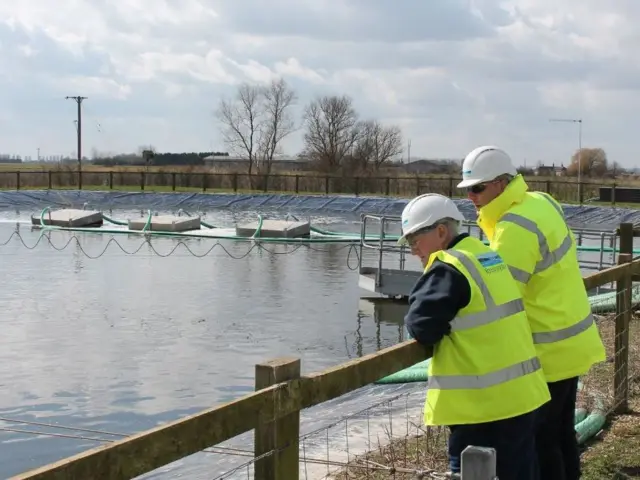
[457,146,517,189]
[397,193,465,246]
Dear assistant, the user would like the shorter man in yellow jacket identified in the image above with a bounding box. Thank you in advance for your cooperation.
[399,193,550,480]
[458,146,607,480]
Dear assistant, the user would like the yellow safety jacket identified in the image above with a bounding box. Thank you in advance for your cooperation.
[424,236,550,426]
[477,175,606,382]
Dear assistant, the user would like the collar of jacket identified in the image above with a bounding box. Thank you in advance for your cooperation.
[477,174,529,239]
[425,233,471,270]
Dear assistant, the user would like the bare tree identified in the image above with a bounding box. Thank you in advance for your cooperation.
[353,120,403,171]
[302,95,360,172]
[216,79,297,176]
[216,83,263,175]
[257,78,297,174]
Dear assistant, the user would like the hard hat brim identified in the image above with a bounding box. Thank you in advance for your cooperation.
[456,177,483,189]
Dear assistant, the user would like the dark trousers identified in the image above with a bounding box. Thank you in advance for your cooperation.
[448,408,541,480]
[535,376,581,480]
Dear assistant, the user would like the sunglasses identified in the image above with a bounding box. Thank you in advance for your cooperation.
[467,183,488,194]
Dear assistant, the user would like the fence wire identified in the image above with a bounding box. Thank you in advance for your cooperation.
[200,387,454,480]
[578,283,640,479]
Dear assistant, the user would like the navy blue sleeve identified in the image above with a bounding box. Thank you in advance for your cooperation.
[404,260,471,347]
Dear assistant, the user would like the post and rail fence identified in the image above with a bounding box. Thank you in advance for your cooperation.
[0,169,628,205]
[10,224,640,480]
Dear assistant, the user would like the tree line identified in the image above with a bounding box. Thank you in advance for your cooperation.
[90,77,625,179]
[215,79,403,175]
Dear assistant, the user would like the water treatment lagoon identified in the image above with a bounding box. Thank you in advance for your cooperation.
[0,190,638,478]
[0,210,417,478]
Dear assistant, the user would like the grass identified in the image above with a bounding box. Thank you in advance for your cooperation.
[329,426,450,479]
[581,398,640,479]
[329,315,640,479]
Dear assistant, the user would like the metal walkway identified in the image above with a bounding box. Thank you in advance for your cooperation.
[357,214,621,299]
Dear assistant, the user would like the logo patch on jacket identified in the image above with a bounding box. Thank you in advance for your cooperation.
[476,252,506,273]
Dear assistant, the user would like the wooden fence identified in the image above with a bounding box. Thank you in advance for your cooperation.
[0,170,622,204]
[11,224,639,480]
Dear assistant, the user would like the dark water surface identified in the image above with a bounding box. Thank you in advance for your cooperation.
[0,209,414,478]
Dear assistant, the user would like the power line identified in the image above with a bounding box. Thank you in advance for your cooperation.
[65,96,88,189]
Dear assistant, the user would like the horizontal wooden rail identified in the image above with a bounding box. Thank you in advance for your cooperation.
[583,257,640,290]
[12,341,431,480]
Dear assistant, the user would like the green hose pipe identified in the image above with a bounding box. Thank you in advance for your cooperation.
[101,213,128,226]
[252,214,264,239]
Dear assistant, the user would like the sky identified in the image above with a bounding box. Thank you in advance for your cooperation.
[1,0,639,168]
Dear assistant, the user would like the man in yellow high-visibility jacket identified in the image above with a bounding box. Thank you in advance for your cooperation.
[458,146,607,480]
[399,193,550,480]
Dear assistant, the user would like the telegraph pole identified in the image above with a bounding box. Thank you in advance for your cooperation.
[66,96,87,189]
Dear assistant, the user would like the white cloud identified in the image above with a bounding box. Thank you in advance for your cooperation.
[0,0,638,166]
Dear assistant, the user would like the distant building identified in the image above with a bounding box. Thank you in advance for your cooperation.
[203,155,310,171]
[535,164,567,177]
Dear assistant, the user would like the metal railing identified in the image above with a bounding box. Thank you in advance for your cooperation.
[359,214,621,281]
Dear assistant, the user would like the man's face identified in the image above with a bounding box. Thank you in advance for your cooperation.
[466,179,505,209]
[406,224,448,267]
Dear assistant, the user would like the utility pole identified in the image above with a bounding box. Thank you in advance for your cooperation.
[549,118,583,204]
[66,96,87,189]
[407,139,411,163]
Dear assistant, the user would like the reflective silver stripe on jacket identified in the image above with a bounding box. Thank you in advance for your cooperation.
[428,357,541,390]
[427,250,539,391]
[494,194,596,345]
[500,194,572,284]
[446,250,525,332]
[532,312,595,344]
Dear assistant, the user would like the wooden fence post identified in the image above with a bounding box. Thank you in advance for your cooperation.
[254,358,300,480]
[460,446,496,479]
[614,222,633,413]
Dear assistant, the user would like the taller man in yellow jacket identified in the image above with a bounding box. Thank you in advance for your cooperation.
[458,146,606,480]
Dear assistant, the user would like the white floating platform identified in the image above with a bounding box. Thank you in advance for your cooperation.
[358,267,423,298]
[31,209,103,228]
[128,215,201,232]
[236,219,311,238]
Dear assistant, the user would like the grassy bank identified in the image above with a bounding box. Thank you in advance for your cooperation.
[330,315,640,479]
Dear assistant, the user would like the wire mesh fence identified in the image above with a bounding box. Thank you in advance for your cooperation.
[580,284,640,417]
[197,386,454,480]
